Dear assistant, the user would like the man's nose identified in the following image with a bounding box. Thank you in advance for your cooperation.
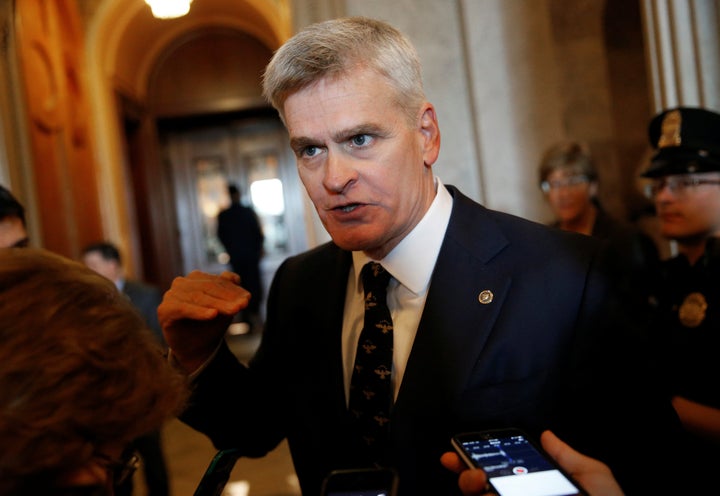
[323,152,357,193]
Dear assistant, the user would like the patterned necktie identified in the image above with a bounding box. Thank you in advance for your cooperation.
[348,262,394,466]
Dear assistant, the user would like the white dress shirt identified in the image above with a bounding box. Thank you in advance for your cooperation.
[342,178,453,403]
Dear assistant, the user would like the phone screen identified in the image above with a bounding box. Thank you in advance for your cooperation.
[452,430,586,496]
[321,468,398,496]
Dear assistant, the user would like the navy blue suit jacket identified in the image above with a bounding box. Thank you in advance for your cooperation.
[182,186,679,495]
[123,279,164,345]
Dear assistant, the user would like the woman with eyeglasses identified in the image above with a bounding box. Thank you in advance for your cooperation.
[538,141,602,236]
[0,248,188,496]
[539,141,659,301]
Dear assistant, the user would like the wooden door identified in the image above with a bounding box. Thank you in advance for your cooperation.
[15,0,103,256]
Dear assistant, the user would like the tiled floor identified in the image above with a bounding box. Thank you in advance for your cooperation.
[132,333,301,496]
[160,418,300,496]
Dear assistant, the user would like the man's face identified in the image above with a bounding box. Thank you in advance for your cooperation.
[653,172,720,243]
[283,67,440,260]
[0,216,28,248]
[82,252,121,283]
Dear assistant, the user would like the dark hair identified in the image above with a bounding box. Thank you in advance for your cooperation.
[0,248,188,494]
[0,185,26,226]
[81,241,121,264]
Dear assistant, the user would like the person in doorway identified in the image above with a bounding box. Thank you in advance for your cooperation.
[81,241,171,496]
[0,184,29,248]
[642,106,720,494]
[216,184,265,333]
[158,17,680,495]
[0,248,187,496]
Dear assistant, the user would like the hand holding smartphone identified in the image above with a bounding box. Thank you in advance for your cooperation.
[320,467,399,496]
[451,428,587,496]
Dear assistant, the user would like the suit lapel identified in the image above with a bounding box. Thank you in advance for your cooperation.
[312,246,352,413]
[394,188,513,418]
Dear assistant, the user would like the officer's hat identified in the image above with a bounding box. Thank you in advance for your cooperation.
[641,107,720,178]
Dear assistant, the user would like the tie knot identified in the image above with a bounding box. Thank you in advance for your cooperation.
[361,262,391,294]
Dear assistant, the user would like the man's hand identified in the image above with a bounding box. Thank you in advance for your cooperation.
[441,430,624,496]
[158,270,251,373]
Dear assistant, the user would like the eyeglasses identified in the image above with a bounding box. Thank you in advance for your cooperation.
[644,175,720,198]
[540,175,589,193]
[94,450,140,488]
[38,450,139,496]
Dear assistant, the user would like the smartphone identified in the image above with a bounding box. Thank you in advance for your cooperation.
[320,467,399,496]
[451,429,587,496]
[193,448,242,496]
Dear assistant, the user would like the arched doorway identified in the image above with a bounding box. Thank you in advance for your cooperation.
[85,0,296,289]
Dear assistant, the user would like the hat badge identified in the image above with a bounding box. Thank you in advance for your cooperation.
[658,109,682,149]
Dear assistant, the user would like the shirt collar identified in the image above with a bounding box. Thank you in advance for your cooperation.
[352,178,453,294]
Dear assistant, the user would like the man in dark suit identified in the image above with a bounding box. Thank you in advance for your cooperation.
[159,17,680,495]
[81,241,171,496]
[216,184,265,332]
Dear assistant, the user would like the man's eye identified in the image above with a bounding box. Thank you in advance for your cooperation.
[350,134,373,147]
[302,146,320,158]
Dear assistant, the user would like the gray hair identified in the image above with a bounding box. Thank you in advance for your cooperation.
[262,17,426,123]
[538,141,598,184]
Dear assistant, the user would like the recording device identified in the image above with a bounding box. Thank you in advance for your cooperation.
[193,448,242,496]
[320,467,399,496]
[451,428,587,496]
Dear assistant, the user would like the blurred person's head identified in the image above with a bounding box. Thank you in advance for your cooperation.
[642,107,720,262]
[262,17,440,260]
[539,142,598,232]
[81,241,123,284]
[228,184,241,204]
[0,185,28,248]
[0,248,188,495]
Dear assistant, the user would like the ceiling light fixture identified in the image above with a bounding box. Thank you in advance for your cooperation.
[145,0,193,19]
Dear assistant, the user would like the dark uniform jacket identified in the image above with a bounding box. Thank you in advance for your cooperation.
[647,238,720,493]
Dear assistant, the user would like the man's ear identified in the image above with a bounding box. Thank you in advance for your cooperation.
[419,103,441,167]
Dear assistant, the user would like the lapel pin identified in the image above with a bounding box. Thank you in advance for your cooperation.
[478,290,493,304]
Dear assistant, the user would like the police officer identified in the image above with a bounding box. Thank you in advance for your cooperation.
[642,107,720,488]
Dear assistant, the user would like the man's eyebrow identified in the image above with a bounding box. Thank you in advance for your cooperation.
[289,136,319,151]
[333,124,386,142]
[289,124,387,151]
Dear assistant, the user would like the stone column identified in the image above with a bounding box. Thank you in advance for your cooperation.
[641,0,720,112]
